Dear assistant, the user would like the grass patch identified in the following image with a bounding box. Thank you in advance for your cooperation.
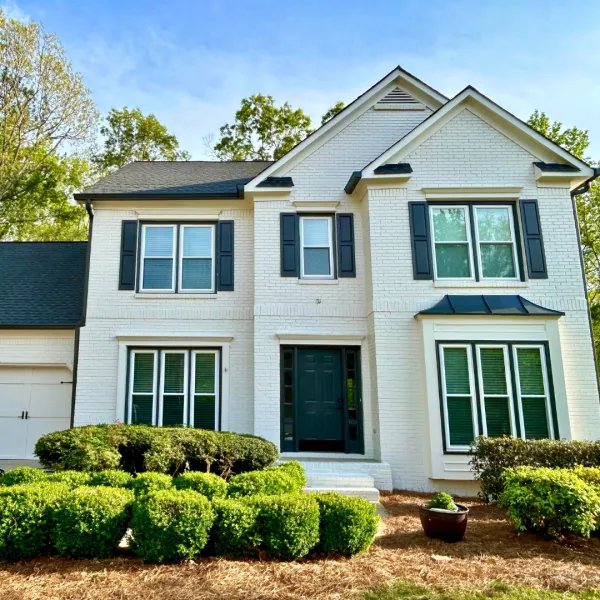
[364,580,600,600]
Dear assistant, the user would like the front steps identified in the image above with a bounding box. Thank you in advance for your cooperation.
[304,471,380,502]
[279,457,393,502]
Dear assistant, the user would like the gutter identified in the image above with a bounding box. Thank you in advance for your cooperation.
[570,167,600,400]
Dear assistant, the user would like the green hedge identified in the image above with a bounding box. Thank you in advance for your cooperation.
[1,466,48,486]
[314,493,379,556]
[210,498,261,555]
[470,436,600,501]
[250,494,320,560]
[130,472,173,497]
[53,486,134,558]
[499,466,600,538]
[35,425,278,477]
[88,470,133,488]
[47,471,92,488]
[228,467,302,498]
[273,461,307,488]
[0,483,67,560]
[131,489,215,562]
[173,472,227,499]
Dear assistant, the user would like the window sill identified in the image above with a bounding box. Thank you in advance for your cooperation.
[297,279,339,285]
[433,280,529,289]
[134,293,218,299]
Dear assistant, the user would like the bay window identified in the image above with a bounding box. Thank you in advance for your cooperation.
[127,348,220,429]
[438,342,556,451]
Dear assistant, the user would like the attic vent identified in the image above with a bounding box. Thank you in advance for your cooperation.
[375,87,424,111]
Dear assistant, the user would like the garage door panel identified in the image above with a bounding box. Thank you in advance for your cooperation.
[26,418,70,459]
[0,384,30,416]
[30,384,71,418]
[31,368,71,385]
[0,368,32,384]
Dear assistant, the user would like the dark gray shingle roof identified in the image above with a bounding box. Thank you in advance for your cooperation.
[417,295,564,317]
[373,163,413,175]
[76,161,273,199]
[533,162,580,173]
[0,242,87,327]
[257,176,294,188]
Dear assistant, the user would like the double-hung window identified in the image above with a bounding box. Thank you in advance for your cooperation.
[430,205,519,281]
[299,216,334,279]
[139,224,215,293]
[127,348,220,430]
[438,342,555,451]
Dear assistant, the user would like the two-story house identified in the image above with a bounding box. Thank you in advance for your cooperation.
[1,66,599,494]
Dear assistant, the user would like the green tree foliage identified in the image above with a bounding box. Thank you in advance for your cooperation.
[528,111,600,361]
[94,107,191,172]
[321,101,345,125]
[213,94,313,161]
[0,9,97,240]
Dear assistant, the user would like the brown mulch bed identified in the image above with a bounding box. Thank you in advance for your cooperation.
[1,492,600,600]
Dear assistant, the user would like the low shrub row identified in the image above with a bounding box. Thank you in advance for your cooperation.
[34,424,279,477]
[499,466,600,538]
[0,482,378,562]
[469,436,600,501]
[1,463,305,498]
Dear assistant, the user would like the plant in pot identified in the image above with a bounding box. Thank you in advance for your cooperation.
[419,492,469,543]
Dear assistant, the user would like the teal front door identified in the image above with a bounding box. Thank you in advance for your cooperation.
[296,348,344,452]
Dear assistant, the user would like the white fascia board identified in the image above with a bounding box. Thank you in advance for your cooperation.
[421,186,523,200]
[244,67,448,193]
[363,87,594,180]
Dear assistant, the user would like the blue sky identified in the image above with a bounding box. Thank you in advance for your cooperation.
[4,0,600,158]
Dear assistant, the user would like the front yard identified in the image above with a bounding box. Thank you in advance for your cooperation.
[2,492,600,600]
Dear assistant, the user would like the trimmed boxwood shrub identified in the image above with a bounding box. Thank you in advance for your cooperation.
[53,486,134,558]
[499,466,600,538]
[1,466,47,486]
[470,436,600,501]
[88,470,133,488]
[35,424,278,477]
[173,472,227,499]
[228,468,300,499]
[131,489,215,563]
[572,465,600,488]
[210,498,261,555]
[314,493,379,555]
[273,461,307,488]
[251,493,320,559]
[130,472,173,496]
[0,483,67,559]
[47,470,92,488]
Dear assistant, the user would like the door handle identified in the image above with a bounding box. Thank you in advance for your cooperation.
[336,398,344,410]
[25,411,29,420]
[19,411,24,419]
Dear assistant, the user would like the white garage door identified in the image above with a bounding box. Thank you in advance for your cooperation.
[0,367,71,459]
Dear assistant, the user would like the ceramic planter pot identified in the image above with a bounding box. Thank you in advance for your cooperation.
[419,504,469,543]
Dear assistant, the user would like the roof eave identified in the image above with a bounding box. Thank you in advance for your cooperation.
[74,191,244,202]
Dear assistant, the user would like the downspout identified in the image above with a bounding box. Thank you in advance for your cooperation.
[570,167,600,401]
[70,199,94,428]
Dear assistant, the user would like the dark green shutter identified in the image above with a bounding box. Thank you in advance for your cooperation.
[520,200,548,279]
[194,353,216,430]
[516,347,550,439]
[280,213,299,276]
[443,347,475,447]
[119,220,138,290]
[408,202,433,279]
[479,348,511,437]
[336,213,356,277]
[217,220,234,291]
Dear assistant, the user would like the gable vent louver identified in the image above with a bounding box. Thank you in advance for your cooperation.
[375,87,425,111]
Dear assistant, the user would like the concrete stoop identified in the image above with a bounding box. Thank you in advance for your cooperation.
[303,471,381,502]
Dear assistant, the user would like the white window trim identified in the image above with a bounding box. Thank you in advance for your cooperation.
[512,344,555,440]
[127,350,158,426]
[190,350,220,430]
[158,350,189,427]
[473,205,520,281]
[439,343,479,452]
[139,224,177,293]
[299,215,334,280]
[475,344,517,438]
[430,205,475,281]
[178,225,216,293]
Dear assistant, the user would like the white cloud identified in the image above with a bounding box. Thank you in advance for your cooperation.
[1,0,29,22]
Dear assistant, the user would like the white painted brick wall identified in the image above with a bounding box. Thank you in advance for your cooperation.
[0,330,75,368]
[70,99,600,495]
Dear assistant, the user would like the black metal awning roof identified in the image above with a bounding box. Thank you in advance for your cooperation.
[416,295,564,317]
